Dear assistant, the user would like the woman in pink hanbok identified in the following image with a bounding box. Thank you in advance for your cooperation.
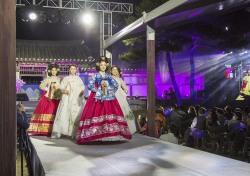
[76,57,132,144]
[27,64,61,136]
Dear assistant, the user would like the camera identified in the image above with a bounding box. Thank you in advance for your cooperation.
[16,93,29,101]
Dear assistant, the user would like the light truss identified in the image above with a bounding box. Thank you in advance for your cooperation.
[16,0,133,14]
[16,0,133,56]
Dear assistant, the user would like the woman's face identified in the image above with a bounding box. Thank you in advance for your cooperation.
[111,67,119,76]
[99,61,107,72]
[69,66,77,75]
[51,68,57,76]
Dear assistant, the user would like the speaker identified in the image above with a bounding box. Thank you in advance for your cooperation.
[16,93,29,101]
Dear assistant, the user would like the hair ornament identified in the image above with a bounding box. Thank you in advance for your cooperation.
[100,56,106,61]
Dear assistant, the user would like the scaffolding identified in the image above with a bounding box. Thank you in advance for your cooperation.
[16,0,133,55]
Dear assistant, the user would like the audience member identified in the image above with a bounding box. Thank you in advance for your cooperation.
[159,125,178,144]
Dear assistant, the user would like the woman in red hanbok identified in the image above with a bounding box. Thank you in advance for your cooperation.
[76,57,132,144]
[27,64,61,136]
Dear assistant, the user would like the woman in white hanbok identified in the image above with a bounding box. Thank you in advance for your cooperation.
[110,66,137,134]
[52,65,85,138]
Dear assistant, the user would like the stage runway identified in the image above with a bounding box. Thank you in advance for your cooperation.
[30,134,249,176]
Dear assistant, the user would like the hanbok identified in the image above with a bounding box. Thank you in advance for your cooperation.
[52,75,85,138]
[27,76,61,136]
[76,73,132,144]
[113,77,136,134]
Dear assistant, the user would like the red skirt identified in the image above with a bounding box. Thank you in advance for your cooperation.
[76,92,132,144]
[27,92,60,136]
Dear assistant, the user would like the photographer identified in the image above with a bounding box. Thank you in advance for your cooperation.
[17,104,30,130]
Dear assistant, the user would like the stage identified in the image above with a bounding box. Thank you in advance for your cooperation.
[29,134,250,176]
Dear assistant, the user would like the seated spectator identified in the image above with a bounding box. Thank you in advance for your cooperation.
[190,107,207,130]
[155,106,166,136]
[136,109,166,138]
[216,108,226,126]
[227,111,246,155]
[181,106,197,135]
[228,111,243,134]
[207,109,219,130]
[159,125,178,144]
[223,105,234,120]
[206,109,224,139]
[169,104,183,136]
[17,104,31,130]
[183,107,207,146]
[136,115,147,135]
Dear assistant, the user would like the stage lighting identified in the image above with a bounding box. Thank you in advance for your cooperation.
[81,13,94,25]
[29,12,37,20]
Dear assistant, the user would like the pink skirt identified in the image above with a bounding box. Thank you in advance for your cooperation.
[27,92,60,136]
[76,92,132,144]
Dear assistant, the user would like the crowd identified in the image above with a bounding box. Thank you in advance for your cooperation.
[136,103,250,159]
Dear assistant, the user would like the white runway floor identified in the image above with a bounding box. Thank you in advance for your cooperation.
[30,134,250,176]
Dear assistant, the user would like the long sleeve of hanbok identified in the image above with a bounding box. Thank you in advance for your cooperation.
[110,75,118,93]
[88,75,99,93]
[121,79,128,94]
[60,77,68,92]
[39,78,50,91]
[76,77,85,97]
[79,77,85,92]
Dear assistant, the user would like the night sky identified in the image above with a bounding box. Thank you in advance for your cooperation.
[16,0,139,43]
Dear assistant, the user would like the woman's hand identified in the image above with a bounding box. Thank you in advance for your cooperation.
[102,82,108,88]
[101,82,108,94]
[17,104,25,112]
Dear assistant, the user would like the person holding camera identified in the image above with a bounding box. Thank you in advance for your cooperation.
[17,104,30,130]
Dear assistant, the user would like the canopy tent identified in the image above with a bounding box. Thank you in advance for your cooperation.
[103,0,250,137]
[104,0,249,49]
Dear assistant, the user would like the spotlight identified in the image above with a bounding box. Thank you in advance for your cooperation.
[29,12,37,20]
[74,11,96,26]
[225,26,229,31]
[81,13,93,25]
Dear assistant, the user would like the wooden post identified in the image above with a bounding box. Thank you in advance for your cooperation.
[146,23,156,137]
[0,1,16,175]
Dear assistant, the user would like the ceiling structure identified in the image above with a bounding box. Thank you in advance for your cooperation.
[104,0,250,49]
